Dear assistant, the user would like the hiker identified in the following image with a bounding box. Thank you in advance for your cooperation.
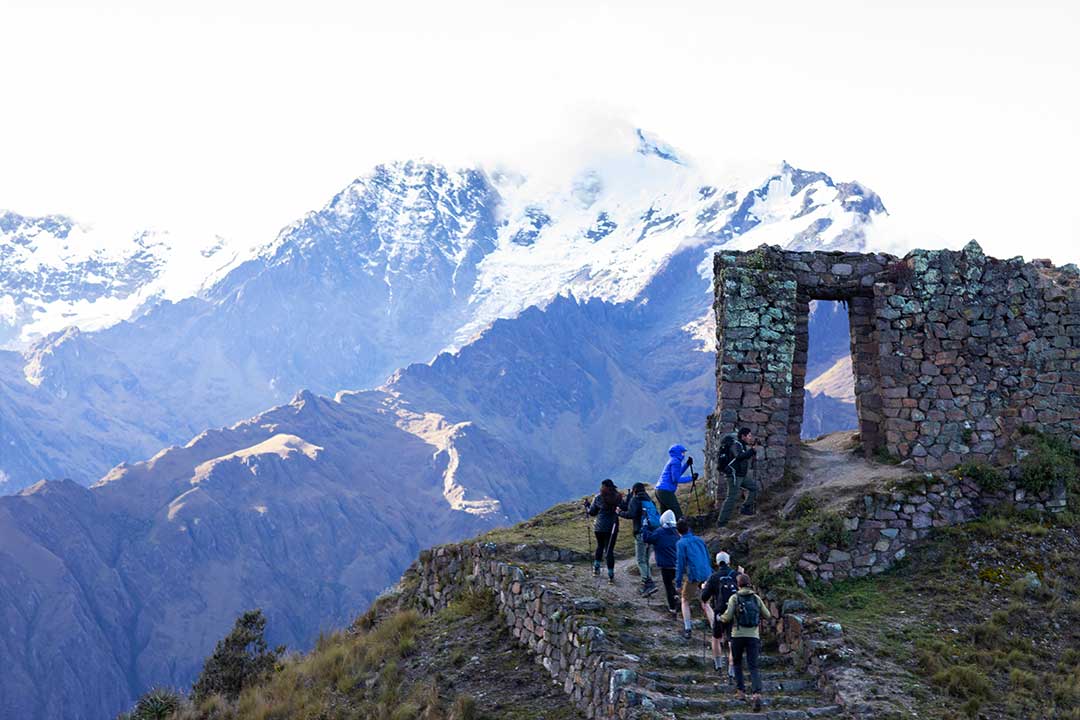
[700,551,741,681]
[655,444,697,519]
[716,428,759,526]
[584,479,627,583]
[618,482,660,597]
[642,509,680,613]
[718,573,772,712]
[674,518,712,639]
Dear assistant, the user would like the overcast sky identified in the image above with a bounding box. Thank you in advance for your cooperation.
[1,0,1077,263]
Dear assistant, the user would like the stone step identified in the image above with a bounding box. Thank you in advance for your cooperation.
[676,705,844,720]
[630,673,816,695]
[635,688,834,714]
[650,652,792,670]
[635,676,820,702]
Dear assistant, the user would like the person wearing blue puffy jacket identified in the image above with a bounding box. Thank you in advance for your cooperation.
[654,444,697,520]
[642,509,681,613]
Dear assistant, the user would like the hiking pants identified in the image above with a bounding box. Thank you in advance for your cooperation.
[717,472,758,524]
[659,567,677,610]
[634,533,652,582]
[655,489,682,520]
[731,636,762,693]
[594,526,618,571]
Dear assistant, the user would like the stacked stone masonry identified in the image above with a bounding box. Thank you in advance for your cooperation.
[793,471,1067,583]
[408,542,645,719]
[705,242,1080,494]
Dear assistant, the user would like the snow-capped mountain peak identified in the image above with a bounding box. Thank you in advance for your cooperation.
[2,128,890,362]
[0,209,248,348]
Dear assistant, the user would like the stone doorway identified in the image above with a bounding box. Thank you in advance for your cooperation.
[705,248,889,494]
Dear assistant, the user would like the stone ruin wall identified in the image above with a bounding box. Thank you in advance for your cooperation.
[705,242,1080,495]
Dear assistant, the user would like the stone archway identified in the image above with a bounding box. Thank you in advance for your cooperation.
[704,247,891,491]
[704,242,1080,502]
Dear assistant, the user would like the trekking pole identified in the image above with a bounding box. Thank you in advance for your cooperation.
[583,499,593,569]
[603,516,619,580]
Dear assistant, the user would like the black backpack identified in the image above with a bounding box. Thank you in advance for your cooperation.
[735,593,761,628]
[715,570,738,613]
[716,433,738,475]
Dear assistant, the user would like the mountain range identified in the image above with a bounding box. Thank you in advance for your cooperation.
[0,129,872,717]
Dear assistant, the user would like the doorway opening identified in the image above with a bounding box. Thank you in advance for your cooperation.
[799,299,858,439]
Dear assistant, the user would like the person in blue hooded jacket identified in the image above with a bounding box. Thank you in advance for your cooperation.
[655,444,697,520]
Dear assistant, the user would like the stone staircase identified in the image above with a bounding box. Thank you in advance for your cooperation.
[597,561,847,720]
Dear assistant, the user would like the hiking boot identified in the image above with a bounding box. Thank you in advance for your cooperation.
[642,580,658,597]
[739,506,754,516]
[682,628,692,640]
[608,576,616,585]
[593,562,601,576]
[752,694,762,712]
[667,606,679,616]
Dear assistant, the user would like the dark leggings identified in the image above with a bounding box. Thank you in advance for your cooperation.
[732,636,762,693]
[594,526,618,570]
[660,567,677,610]
[655,489,683,519]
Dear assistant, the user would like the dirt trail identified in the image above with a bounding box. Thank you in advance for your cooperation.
[796,432,913,492]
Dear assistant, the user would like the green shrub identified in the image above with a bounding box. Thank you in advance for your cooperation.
[932,664,993,700]
[450,695,477,720]
[970,620,1006,650]
[1018,430,1078,494]
[191,609,284,704]
[789,493,818,520]
[814,513,850,547]
[874,446,902,465]
[956,461,1005,493]
[1009,668,1038,690]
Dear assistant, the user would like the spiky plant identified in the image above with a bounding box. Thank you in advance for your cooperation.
[131,687,183,720]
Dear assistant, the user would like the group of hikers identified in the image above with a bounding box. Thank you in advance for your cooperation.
[582,428,769,711]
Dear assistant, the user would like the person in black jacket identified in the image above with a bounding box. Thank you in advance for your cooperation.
[618,482,660,596]
[701,551,741,678]
[717,428,759,526]
[585,479,627,583]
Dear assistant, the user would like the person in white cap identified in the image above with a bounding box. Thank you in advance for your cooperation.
[642,509,681,613]
[701,550,741,679]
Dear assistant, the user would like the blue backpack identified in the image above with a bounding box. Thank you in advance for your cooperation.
[642,498,661,529]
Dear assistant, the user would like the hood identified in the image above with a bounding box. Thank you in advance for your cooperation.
[668,444,687,458]
[660,509,677,527]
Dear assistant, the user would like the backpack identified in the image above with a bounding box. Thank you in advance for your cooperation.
[716,433,738,475]
[714,569,738,614]
[641,498,661,530]
[735,593,761,628]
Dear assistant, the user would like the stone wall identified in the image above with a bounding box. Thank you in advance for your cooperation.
[706,242,1080,495]
[789,469,1068,584]
[407,542,644,719]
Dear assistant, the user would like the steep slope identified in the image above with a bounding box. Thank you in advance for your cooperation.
[0,389,522,719]
[0,132,882,491]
